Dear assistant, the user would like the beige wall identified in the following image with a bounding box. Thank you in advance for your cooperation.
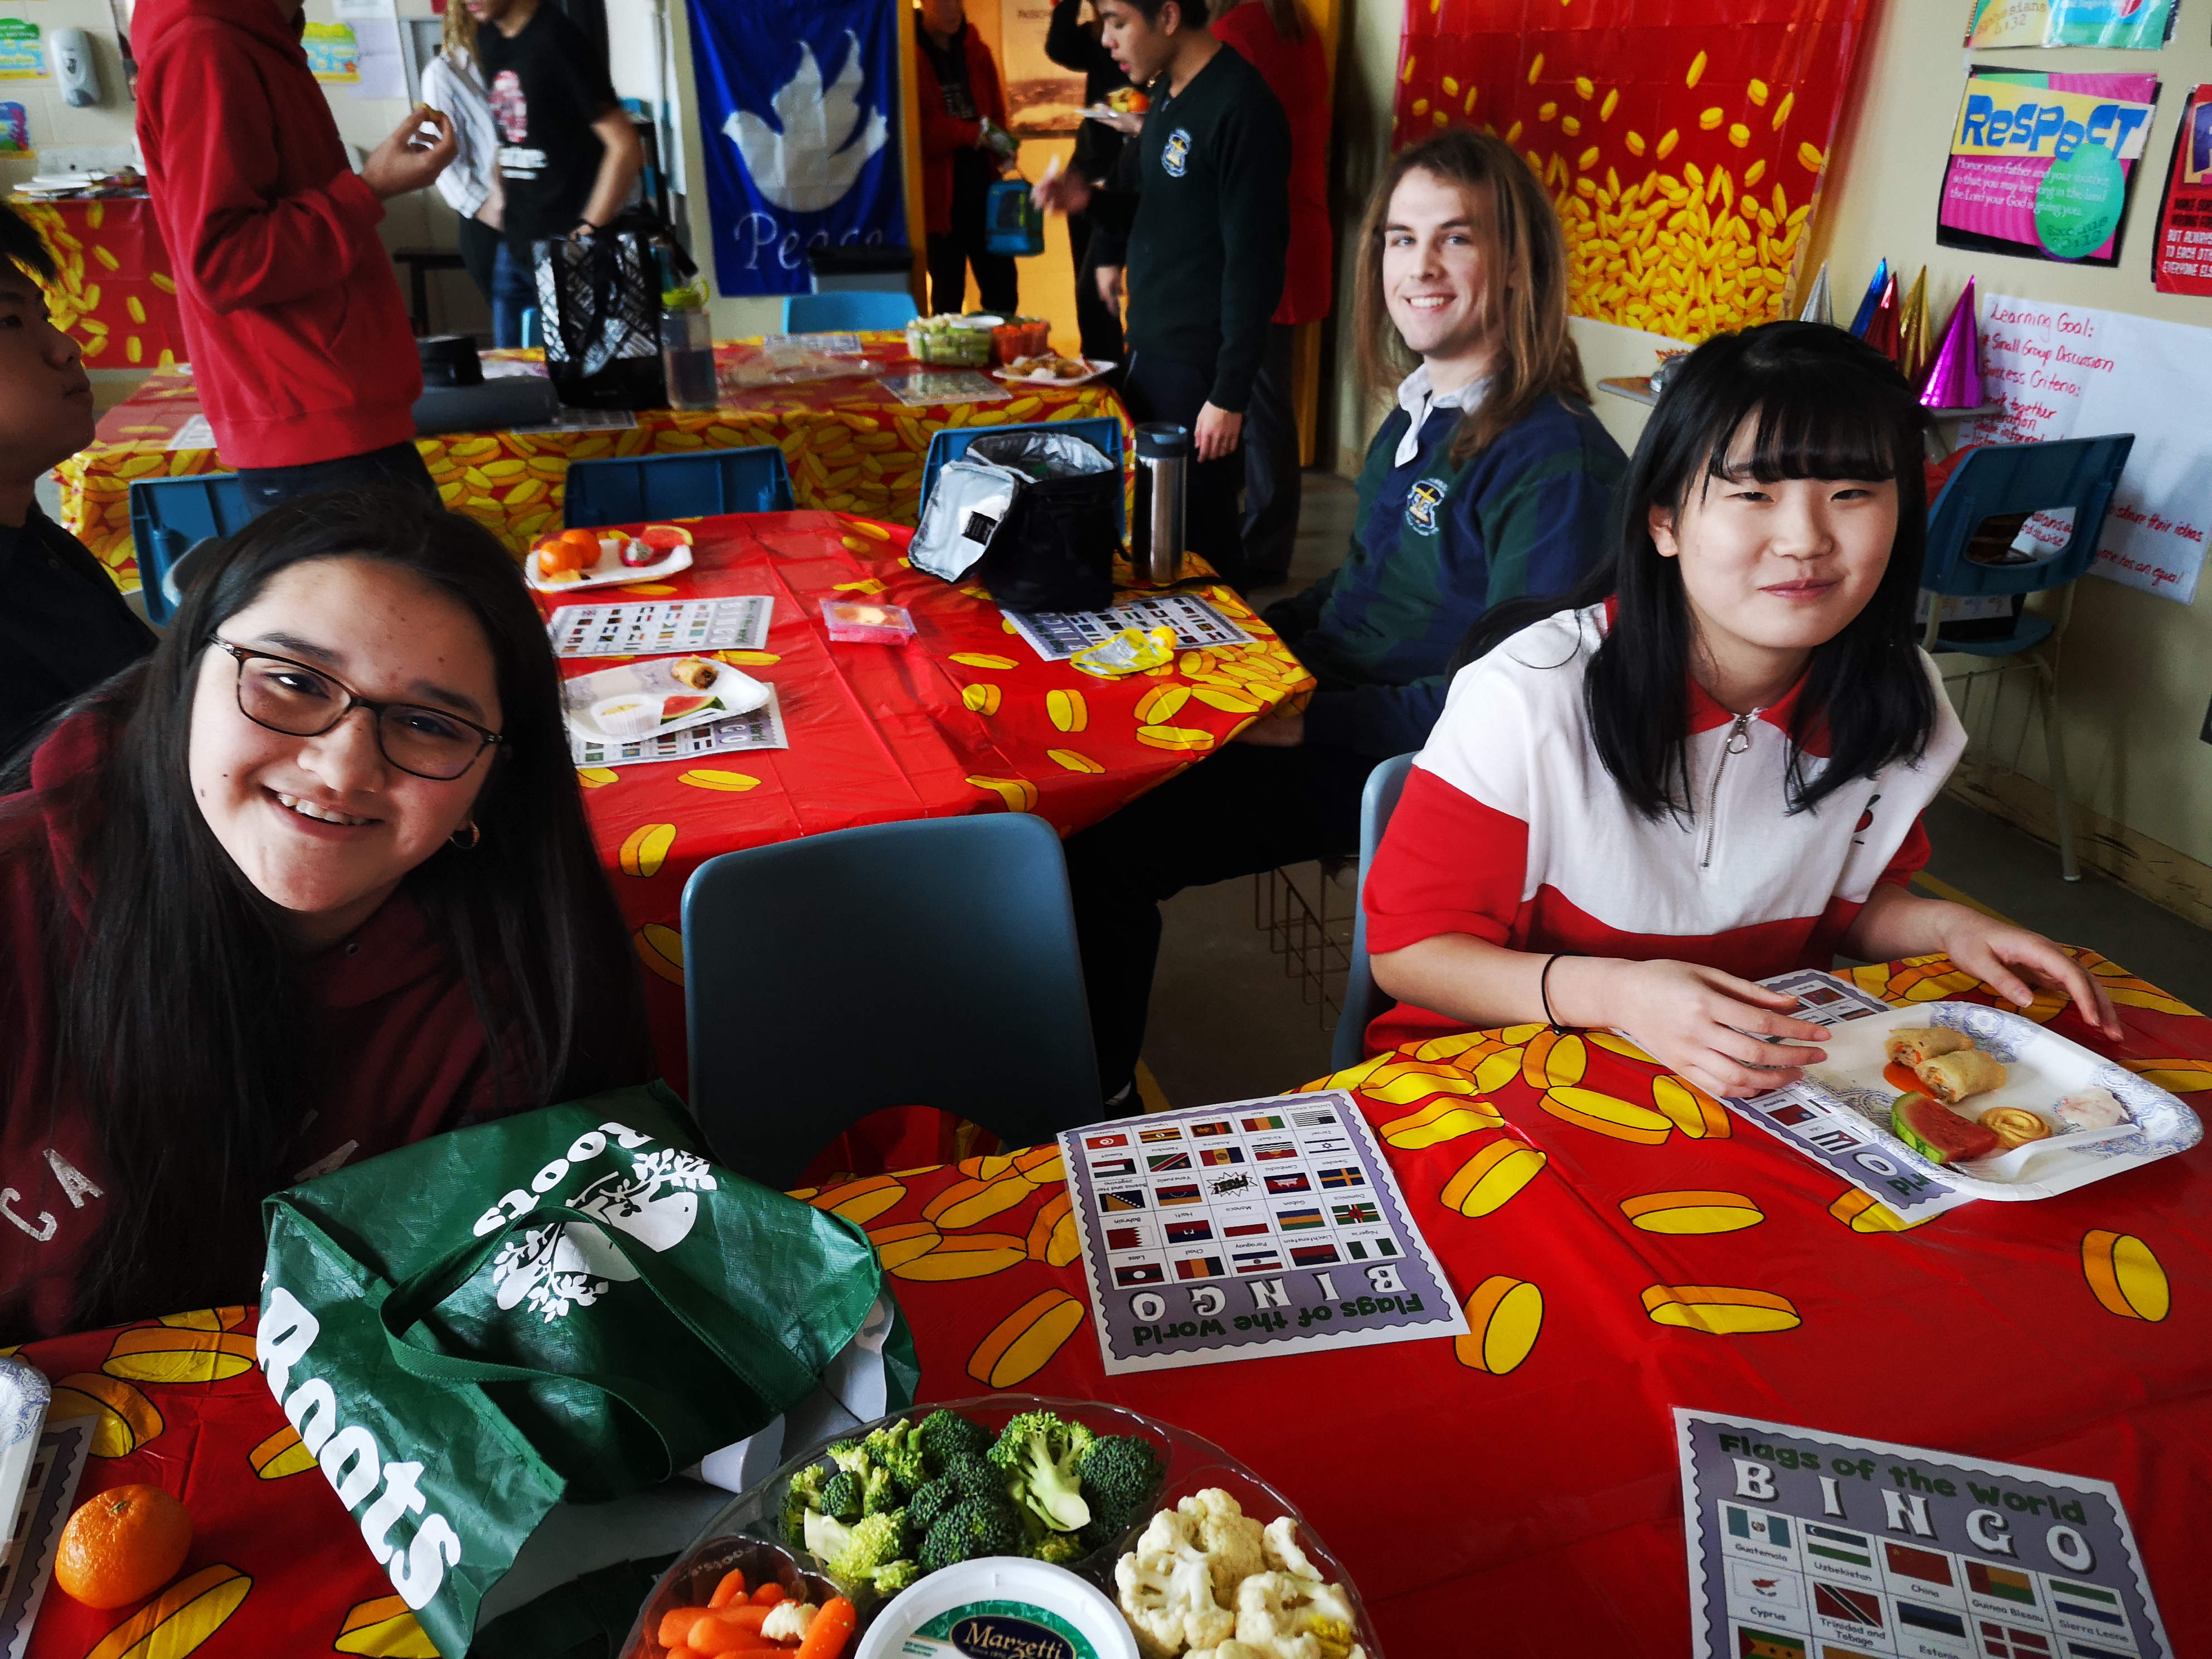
[1318,0,2212,887]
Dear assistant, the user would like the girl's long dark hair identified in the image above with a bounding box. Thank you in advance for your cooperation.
[36,491,650,1330]
[1460,321,1937,821]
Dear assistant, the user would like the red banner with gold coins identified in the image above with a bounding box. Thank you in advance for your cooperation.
[12,197,186,372]
[1393,0,1875,342]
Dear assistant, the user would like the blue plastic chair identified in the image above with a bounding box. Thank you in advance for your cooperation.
[920,418,1127,541]
[1921,434,2133,882]
[780,291,919,333]
[128,473,255,624]
[682,815,1103,1189]
[1331,753,1418,1072]
[561,447,796,530]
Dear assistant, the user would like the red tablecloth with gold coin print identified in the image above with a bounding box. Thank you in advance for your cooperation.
[16,953,2208,1657]
[12,196,187,375]
[542,512,1313,1092]
[55,336,1125,594]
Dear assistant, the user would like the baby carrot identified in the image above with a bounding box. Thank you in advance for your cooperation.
[751,1580,790,1606]
[659,1607,707,1648]
[709,1568,748,1609]
[686,1616,775,1656]
[794,1597,857,1659]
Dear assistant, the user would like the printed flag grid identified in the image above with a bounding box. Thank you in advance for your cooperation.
[1085,1102,1419,1289]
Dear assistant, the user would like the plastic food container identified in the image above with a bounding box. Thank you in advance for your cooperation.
[905,315,997,367]
[855,1558,1136,1659]
[989,318,1052,366]
[821,599,916,646]
[617,1393,1381,1659]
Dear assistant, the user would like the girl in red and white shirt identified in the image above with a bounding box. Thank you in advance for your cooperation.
[1364,322,2118,1098]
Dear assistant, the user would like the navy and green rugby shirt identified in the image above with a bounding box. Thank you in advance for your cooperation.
[1274,391,1627,758]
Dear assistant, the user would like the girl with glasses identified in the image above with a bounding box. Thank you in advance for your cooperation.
[0,491,649,1340]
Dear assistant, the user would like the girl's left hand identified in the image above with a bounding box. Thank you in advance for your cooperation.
[1932,910,2123,1040]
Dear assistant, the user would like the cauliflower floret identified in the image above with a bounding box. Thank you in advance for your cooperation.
[1260,1516,1317,1579]
[1186,1645,1280,1659]
[1236,1571,1363,1659]
[759,1600,816,1643]
[1177,1488,1264,1602]
[1117,1536,1236,1657]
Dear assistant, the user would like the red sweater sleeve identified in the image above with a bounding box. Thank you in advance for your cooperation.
[916,47,982,158]
[1362,765,1530,955]
[143,20,386,314]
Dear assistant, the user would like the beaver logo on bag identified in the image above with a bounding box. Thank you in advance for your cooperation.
[490,1144,718,1322]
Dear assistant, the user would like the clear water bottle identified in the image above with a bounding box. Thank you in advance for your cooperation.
[660,291,717,411]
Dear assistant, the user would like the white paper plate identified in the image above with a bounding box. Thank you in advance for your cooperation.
[561,657,769,744]
[989,358,1115,387]
[527,527,697,593]
[1797,1001,2200,1200]
[1077,104,1146,122]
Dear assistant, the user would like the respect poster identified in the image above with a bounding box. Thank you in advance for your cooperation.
[1938,70,2157,266]
[2152,85,2212,296]
[1966,0,2178,51]
[1677,1408,2172,1659]
[1963,295,2212,604]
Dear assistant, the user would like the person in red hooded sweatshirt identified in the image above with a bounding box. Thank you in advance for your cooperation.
[0,493,649,1343]
[134,0,458,512]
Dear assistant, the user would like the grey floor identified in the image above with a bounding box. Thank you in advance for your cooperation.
[1136,473,2212,1112]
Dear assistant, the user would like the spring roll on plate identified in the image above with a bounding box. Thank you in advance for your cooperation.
[1884,1027,1973,1067]
[1914,1047,2007,1105]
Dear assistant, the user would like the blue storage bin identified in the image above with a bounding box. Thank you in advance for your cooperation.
[128,473,254,625]
[561,447,796,530]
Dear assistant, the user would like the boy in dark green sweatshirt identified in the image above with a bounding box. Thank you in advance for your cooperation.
[1035,0,1289,589]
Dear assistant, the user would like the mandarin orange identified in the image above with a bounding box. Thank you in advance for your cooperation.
[55,1483,193,1609]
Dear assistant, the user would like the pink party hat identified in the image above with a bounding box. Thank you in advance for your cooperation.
[1919,279,1984,410]
[1898,266,1930,382]
[1864,273,1900,361]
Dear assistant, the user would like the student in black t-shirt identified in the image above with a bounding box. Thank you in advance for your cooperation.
[0,210,154,761]
[465,0,643,348]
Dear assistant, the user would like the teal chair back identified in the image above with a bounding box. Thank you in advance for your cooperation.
[1332,753,1418,1072]
[682,814,1103,1189]
[1921,435,2133,654]
[782,291,919,332]
[562,447,795,529]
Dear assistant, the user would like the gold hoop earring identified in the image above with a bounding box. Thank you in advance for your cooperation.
[450,821,482,850]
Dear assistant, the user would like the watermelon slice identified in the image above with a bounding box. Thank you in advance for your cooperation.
[1891,1092,2000,1166]
[659,693,724,722]
[639,525,691,552]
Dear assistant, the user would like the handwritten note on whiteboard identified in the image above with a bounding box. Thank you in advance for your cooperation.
[1963,296,2211,605]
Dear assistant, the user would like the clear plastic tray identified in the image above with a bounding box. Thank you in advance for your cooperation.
[618,1393,1382,1658]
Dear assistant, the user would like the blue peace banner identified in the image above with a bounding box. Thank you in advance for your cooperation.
[685,0,908,296]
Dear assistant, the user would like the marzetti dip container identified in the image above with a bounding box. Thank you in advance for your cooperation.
[853,1558,1138,1659]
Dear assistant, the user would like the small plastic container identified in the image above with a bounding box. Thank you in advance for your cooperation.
[855,1559,1137,1659]
[821,599,916,646]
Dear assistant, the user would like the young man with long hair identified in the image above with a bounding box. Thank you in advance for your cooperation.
[1064,130,1624,1102]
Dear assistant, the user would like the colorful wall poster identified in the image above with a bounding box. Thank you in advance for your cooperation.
[1060,1091,1468,1375]
[1967,0,2179,50]
[0,22,47,81]
[1677,1408,2173,1659]
[1938,69,2157,266]
[303,21,360,82]
[0,104,28,158]
[1963,295,2212,604]
[2152,84,2212,295]
[1001,0,1082,137]
[1393,0,1876,344]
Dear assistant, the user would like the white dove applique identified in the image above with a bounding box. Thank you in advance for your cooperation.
[724,33,889,214]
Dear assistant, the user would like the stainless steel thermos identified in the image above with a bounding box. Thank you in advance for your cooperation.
[1131,421,1190,585]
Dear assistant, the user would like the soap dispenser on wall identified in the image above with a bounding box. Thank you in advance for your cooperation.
[54,30,103,108]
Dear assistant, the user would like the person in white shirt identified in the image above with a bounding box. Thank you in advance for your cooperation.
[421,2,505,306]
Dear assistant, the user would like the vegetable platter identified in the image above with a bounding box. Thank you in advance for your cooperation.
[619,1394,1381,1659]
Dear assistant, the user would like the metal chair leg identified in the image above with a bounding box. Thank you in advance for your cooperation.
[2035,658,2080,882]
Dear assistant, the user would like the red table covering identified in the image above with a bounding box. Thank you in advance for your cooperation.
[540,512,1314,1090]
[17,952,2208,1657]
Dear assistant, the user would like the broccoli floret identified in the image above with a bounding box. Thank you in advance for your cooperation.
[803,1506,855,1565]
[907,1478,953,1535]
[818,1468,865,1523]
[919,1495,1025,1573]
[936,1452,1002,1502]
[782,1463,832,1548]
[1026,1529,1085,1565]
[860,1462,905,1517]
[824,1509,912,1584]
[872,1558,923,1594]
[989,1411,1095,1534]
[916,1407,993,1473]
[825,1438,870,1474]
[1078,1434,1165,1549]
[862,1419,929,1497]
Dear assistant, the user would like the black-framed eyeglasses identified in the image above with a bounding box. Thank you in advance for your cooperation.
[210,638,503,783]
